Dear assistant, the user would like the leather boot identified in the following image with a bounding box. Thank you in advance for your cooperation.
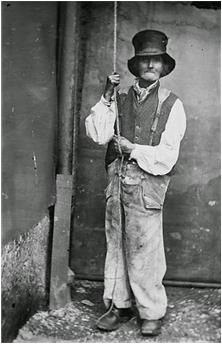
[96,306,133,331]
[141,319,162,336]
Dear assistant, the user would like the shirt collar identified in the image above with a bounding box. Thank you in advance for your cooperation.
[133,78,159,94]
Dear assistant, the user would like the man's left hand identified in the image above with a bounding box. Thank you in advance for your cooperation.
[113,135,135,155]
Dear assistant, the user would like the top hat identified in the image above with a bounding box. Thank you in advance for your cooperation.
[128,30,175,77]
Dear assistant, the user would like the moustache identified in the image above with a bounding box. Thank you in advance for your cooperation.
[143,69,155,73]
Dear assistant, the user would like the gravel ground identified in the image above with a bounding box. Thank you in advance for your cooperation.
[14,280,221,343]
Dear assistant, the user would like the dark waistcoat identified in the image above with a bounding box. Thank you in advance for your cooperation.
[105,84,178,174]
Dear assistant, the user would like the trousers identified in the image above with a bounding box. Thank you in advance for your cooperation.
[103,158,170,320]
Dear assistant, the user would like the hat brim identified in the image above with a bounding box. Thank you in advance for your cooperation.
[127,53,176,78]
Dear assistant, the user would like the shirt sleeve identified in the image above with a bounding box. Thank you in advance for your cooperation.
[130,98,187,175]
[85,96,116,145]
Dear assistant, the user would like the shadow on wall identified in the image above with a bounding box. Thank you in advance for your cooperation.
[164,175,221,282]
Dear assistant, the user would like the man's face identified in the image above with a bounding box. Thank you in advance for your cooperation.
[138,56,164,82]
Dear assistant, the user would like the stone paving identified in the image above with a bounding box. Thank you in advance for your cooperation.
[14,280,221,343]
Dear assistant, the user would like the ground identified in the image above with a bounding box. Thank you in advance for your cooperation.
[14,280,221,343]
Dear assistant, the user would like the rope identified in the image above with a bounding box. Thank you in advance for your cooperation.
[113,1,122,149]
[111,0,125,312]
[113,1,117,73]
[113,0,124,174]
[97,2,124,325]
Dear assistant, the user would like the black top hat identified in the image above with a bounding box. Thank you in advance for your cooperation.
[128,30,175,78]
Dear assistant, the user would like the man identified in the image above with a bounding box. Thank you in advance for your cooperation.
[85,30,186,336]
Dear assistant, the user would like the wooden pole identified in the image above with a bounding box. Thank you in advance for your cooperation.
[49,2,80,309]
[74,274,221,289]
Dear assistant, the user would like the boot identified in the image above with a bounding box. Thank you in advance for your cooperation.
[96,305,133,331]
[141,319,162,336]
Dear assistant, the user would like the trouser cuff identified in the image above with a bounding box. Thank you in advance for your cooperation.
[104,298,132,309]
[139,308,167,320]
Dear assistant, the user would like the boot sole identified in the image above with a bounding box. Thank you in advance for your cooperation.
[96,324,120,331]
[141,329,161,336]
[97,316,132,331]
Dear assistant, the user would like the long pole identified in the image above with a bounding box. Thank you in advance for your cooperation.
[75,274,221,289]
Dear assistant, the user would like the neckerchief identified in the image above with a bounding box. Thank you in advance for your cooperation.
[133,79,159,103]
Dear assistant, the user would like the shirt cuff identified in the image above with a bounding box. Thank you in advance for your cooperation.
[130,144,140,160]
[101,95,114,107]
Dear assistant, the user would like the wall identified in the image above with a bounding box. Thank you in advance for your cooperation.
[1,216,52,342]
[2,1,58,244]
[2,2,58,341]
[71,2,220,283]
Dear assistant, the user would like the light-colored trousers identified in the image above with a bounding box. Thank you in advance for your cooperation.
[103,159,170,320]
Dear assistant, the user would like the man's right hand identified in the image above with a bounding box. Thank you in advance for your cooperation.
[103,73,120,102]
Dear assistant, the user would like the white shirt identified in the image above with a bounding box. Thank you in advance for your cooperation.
[85,90,186,176]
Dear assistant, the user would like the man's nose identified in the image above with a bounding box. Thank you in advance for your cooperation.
[148,59,153,68]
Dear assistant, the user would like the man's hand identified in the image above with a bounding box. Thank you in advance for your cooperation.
[113,135,135,155]
[103,73,120,102]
